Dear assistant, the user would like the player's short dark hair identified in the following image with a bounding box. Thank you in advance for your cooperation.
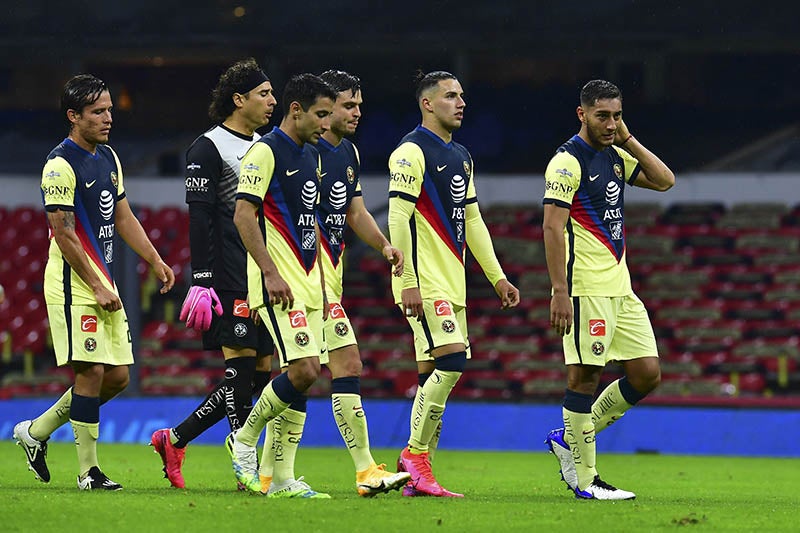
[580,79,622,107]
[282,73,337,114]
[414,70,457,101]
[319,70,361,98]
[61,74,108,123]
[208,58,270,123]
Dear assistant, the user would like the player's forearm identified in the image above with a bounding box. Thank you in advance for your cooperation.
[387,198,417,288]
[465,204,505,286]
[543,227,568,293]
[349,209,391,253]
[234,202,277,277]
[188,202,214,274]
[116,213,163,266]
[624,138,675,191]
[53,228,108,291]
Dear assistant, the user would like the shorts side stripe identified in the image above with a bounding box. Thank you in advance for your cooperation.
[265,306,288,366]
[63,259,74,362]
[572,296,582,364]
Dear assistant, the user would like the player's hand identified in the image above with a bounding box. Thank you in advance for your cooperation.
[401,287,423,319]
[180,286,223,331]
[494,279,520,309]
[550,291,573,336]
[263,270,294,310]
[152,259,176,294]
[93,286,123,312]
[613,118,632,146]
[382,244,404,277]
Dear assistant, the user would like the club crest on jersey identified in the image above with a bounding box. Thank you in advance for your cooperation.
[110,171,118,188]
[441,319,456,333]
[589,319,606,336]
[334,322,349,337]
[234,323,248,337]
[591,341,605,356]
[294,332,310,347]
[346,166,355,184]
[85,338,97,352]
[81,315,98,333]
[613,163,622,179]
[233,299,250,318]
[463,161,470,176]
[289,310,308,328]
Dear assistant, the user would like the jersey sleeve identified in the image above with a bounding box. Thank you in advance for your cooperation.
[543,151,581,208]
[465,154,477,204]
[41,157,76,212]
[108,146,126,201]
[185,136,221,205]
[388,142,425,202]
[236,142,274,204]
[388,142,425,290]
[612,145,642,185]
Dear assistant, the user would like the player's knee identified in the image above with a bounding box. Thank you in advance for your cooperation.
[287,357,321,390]
[434,351,467,372]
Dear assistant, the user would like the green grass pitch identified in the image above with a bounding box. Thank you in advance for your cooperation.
[1,441,796,532]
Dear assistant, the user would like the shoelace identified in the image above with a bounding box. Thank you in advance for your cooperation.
[592,476,618,491]
[412,454,438,484]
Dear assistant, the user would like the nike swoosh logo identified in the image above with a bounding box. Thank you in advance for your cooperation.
[237,154,246,160]
[582,429,594,434]
[437,165,447,172]
[85,180,96,188]
[287,430,303,435]
[286,169,300,176]
[589,174,599,182]
[319,172,327,177]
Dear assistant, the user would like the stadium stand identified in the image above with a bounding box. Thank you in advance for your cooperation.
[2,201,800,404]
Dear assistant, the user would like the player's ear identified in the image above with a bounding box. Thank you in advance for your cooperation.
[577,105,586,124]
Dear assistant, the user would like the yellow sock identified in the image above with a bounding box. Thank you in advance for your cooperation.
[238,382,290,446]
[71,419,99,476]
[332,393,374,472]
[271,408,306,486]
[592,379,633,435]
[409,369,460,451]
[563,407,597,490]
[259,419,275,480]
[30,388,72,440]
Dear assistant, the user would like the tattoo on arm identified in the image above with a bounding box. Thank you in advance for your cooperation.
[62,211,75,230]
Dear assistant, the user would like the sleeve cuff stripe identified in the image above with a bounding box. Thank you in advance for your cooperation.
[543,198,571,209]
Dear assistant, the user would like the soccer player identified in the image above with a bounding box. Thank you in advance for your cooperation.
[542,79,675,500]
[388,71,520,497]
[14,74,175,490]
[149,58,277,489]
[226,73,336,498]
[257,70,411,497]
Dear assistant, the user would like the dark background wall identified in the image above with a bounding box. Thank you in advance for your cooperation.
[1,0,798,175]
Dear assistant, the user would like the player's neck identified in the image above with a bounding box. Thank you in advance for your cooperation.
[68,132,97,154]
[278,121,304,147]
[421,120,452,144]
[321,130,343,147]
[223,116,255,137]
[578,128,604,151]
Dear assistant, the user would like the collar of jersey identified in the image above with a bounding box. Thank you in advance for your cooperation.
[415,125,453,149]
[316,137,340,153]
[572,134,605,154]
[272,126,306,154]
[64,137,101,159]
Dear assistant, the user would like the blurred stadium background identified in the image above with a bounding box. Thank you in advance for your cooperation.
[1,1,799,453]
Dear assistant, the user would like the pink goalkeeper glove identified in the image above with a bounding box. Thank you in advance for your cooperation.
[179,286,223,331]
